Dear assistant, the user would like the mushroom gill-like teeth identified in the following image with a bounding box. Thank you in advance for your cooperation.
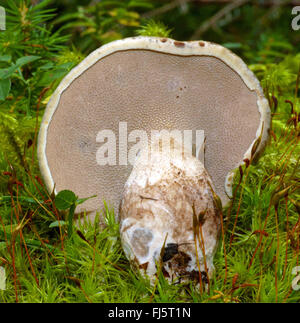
[119,140,220,284]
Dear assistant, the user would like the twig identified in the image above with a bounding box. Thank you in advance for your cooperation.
[191,0,250,39]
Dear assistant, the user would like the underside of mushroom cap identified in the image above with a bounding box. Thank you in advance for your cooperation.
[38,36,270,216]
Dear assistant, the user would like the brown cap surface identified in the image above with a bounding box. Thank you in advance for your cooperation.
[38,37,270,216]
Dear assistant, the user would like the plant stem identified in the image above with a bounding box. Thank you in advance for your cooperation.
[68,203,76,239]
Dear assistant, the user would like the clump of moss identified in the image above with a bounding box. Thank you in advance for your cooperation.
[137,20,172,38]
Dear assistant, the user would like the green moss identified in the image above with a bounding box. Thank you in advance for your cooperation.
[137,20,172,38]
[0,0,299,303]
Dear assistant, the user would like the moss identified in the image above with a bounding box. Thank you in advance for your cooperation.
[0,0,299,303]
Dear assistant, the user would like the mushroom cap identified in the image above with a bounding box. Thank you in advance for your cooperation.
[38,36,270,216]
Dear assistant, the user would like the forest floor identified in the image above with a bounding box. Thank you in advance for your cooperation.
[0,0,299,303]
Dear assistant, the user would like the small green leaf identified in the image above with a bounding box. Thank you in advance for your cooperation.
[222,42,242,49]
[77,195,97,205]
[0,56,40,81]
[39,64,72,86]
[0,66,17,79]
[54,190,77,210]
[49,220,67,228]
[15,55,41,68]
[40,62,54,70]
[0,78,11,100]
[0,55,12,63]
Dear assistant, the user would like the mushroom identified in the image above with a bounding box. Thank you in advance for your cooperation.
[38,37,270,282]
[38,37,270,217]
[119,135,220,284]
